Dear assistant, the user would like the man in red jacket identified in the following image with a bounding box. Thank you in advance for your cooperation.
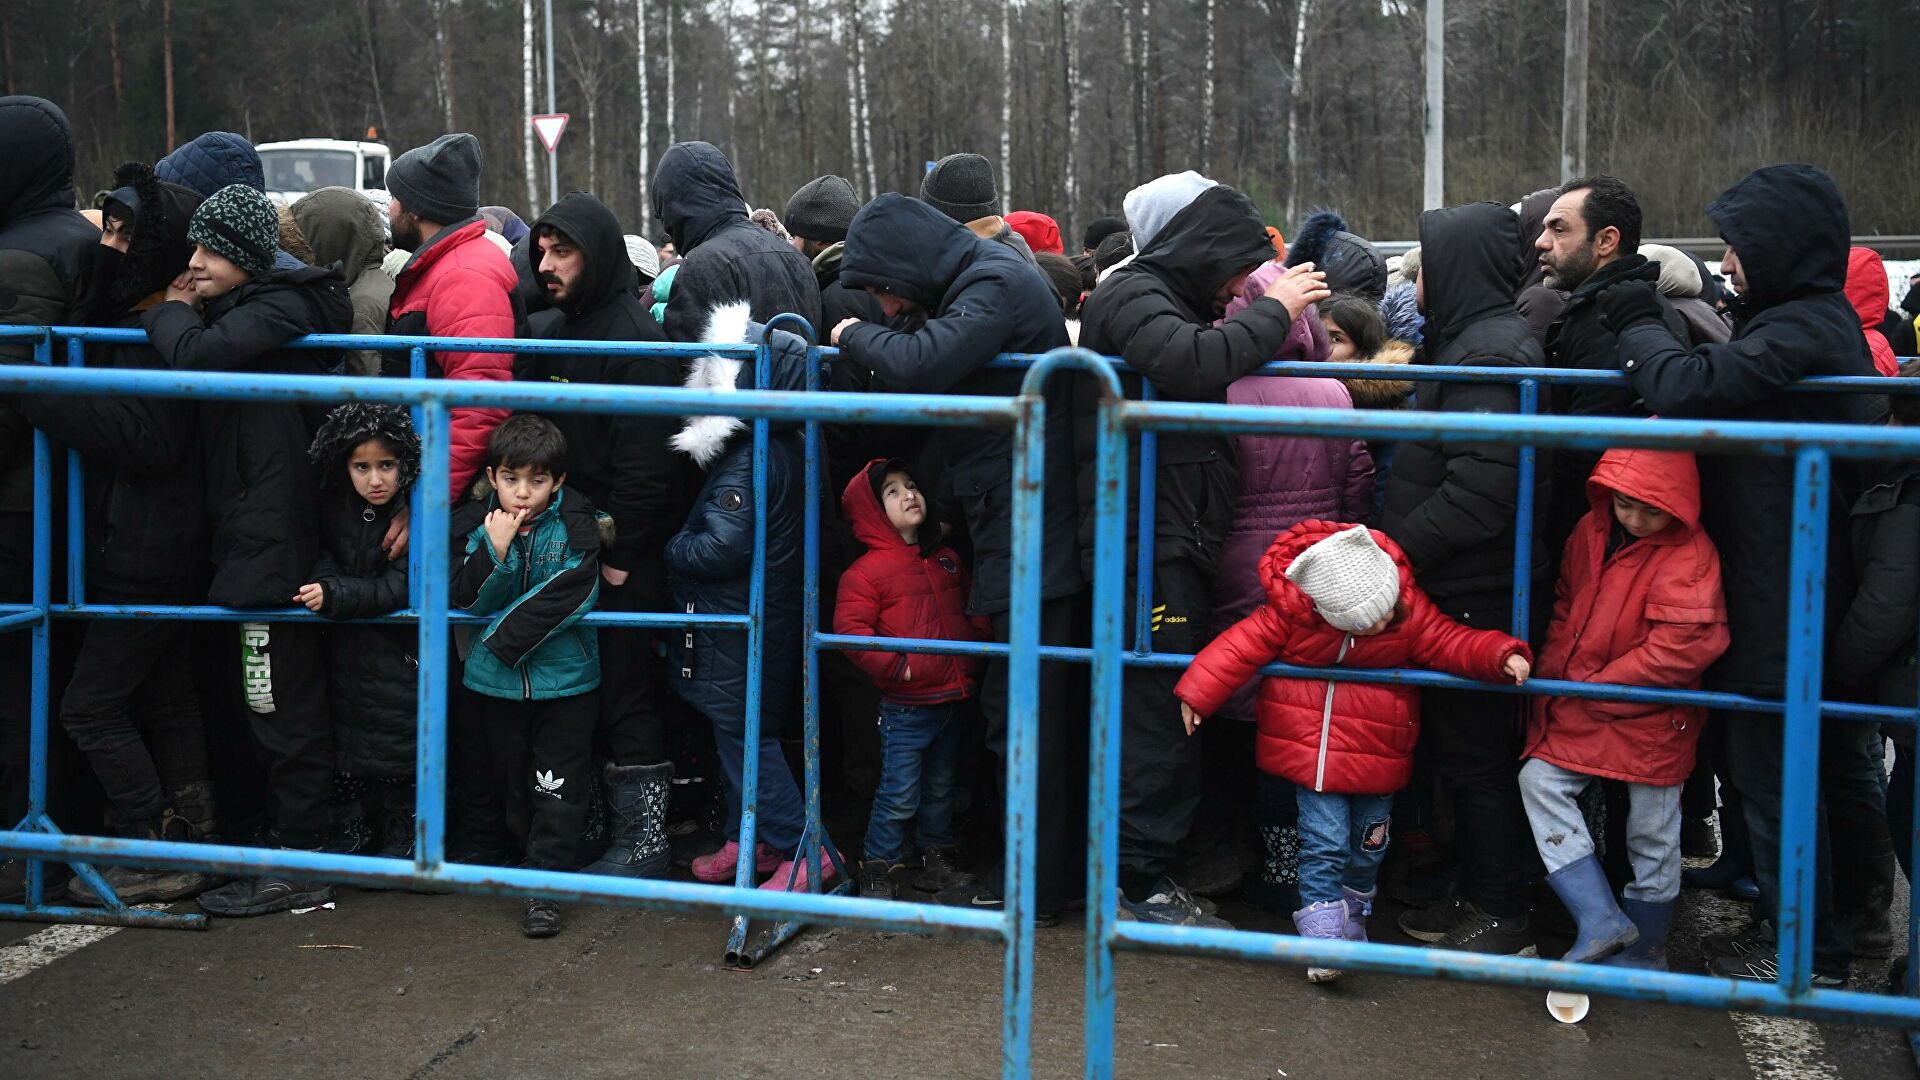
[834,459,991,901]
[385,133,517,504]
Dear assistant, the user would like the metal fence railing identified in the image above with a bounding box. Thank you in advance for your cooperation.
[1,323,1918,1076]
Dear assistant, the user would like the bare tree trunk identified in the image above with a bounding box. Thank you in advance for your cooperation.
[432,0,456,129]
[1120,0,1139,175]
[163,0,177,149]
[1200,0,1214,173]
[665,0,676,145]
[1060,0,1078,232]
[1,6,15,96]
[524,0,539,214]
[1144,0,1162,173]
[636,0,651,231]
[586,90,598,196]
[361,0,391,138]
[852,0,877,199]
[109,9,125,115]
[1000,0,1013,206]
[1285,0,1312,225]
[841,1,860,195]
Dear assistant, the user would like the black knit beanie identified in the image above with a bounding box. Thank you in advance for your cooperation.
[920,153,999,223]
[785,175,861,243]
[388,133,483,224]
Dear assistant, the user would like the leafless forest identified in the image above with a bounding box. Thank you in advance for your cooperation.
[6,0,1913,239]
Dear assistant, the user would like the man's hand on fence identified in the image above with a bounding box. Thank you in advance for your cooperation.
[830,317,861,346]
[294,583,326,612]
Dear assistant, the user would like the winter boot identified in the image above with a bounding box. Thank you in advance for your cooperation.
[1293,900,1350,984]
[376,782,417,861]
[169,781,220,842]
[67,811,210,906]
[1680,815,1717,859]
[911,845,976,893]
[691,840,782,884]
[760,855,839,893]
[1243,824,1302,913]
[858,859,896,900]
[1544,855,1639,964]
[1341,886,1375,943]
[323,777,374,856]
[583,762,673,879]
[1601,897,1674,971]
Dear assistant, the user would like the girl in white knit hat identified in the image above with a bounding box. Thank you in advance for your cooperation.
[1174,521,1530,983]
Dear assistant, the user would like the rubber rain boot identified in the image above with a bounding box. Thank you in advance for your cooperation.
[1545,854,1639,964]
[1601,897,1674,971]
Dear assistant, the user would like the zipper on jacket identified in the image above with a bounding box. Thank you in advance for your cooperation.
[518,532,533,701]
[1314,635,1353,792]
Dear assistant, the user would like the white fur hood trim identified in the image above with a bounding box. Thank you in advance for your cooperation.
[671,301,755,468]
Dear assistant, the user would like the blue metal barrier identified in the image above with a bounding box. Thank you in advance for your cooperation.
[3,321,1920,1075]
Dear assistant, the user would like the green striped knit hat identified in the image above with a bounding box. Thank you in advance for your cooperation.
[188,183,278,275]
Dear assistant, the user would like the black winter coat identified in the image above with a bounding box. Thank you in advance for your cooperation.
[142,264,353,608]
[1379,203,1550,617]
[313,491,416,777]
[1542,254,1690,556]
[665,317,809,728]
[1828,462,1920,713]
[1077,183,1296,577]
[0,96,97,522]
[837,194,1081,615]
[1616,165,1874,696]
[653,142,822,341]
[523,192,691,601]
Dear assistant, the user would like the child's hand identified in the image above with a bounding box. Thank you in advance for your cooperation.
[1504,653,1532,685]
[383,503,411,560]
[164,271,200,309]
[293,583,325,612]
[900,661,912,683]
[485,507,525,561]
[1180,700,1204,736]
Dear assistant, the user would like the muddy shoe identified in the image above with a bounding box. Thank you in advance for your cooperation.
[1118,877,1232,930]
[521,898,562,938]
[1396,894,1467,943]
[858,859,896,901]
[67,864,208,906]
[1432,902,1537,957]
[911,846,976,893]
[198,874,335,917]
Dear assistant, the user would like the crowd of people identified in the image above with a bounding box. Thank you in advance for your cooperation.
[0,91,1912,995]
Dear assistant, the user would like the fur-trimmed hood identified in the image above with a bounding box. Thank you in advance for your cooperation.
[309,402,422,493]
[1340,338,1417,409]
[671,301,811,467]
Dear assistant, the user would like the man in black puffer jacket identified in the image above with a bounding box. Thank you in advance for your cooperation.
[1076,172,1328,927]
[831,192,1081,919]
[0,97,99,882]
[653,142,822,342]
[140,183,353,917]
[1606,164,1878,988]
[1384,201,1550,958]
[522,191,687,879]
[24,162,214,906]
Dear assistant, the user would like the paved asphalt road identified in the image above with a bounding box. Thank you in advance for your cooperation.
[0,873,1912,1079]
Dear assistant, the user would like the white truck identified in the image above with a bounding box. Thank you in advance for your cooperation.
[256,139,392,203]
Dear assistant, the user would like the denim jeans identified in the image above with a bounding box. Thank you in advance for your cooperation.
[863,699,963,864]
[1294,785,1393,905]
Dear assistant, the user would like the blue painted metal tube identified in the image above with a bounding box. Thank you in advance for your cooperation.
[414,401,451,869]
[1775,449,1831,994]
[1510,380,1538,640]
[1123,399,1920,458]
[0,323,762,360]
[0,365,1020,429]
[726,335,775,956]
[0,903,208,929]
[45,603,749,629]
[1110,922,1920,1026]
[25,369,51,908]
[0,829,1004,938]
[815,631,1918,725]
[999,391,1041,1080]
[1083,378,1129,1080]
[63,337,85,607]
[796,327,826,894]
[0,610,43,634]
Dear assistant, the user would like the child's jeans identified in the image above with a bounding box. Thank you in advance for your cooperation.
[1519,757,1682,903]
[1294,785,1393,905]
[863,698,963,864]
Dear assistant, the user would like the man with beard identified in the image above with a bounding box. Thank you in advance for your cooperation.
[1534,176,1689,556]
[384,133,519,504]
[1077,170,1329,927]
[515,191,684,881]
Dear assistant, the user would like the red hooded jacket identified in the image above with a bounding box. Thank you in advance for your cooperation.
[1524,448,1729,786]
[1845,246,1899,378]
[833,459,991,704]
[1174,521,1529,795]
[388,218,517,501]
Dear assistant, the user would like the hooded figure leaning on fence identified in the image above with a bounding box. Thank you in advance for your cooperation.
[297,404,423,864]
[667,302,831,897]
[1174,522,1530,986]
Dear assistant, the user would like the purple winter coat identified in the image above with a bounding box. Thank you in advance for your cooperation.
[1210,267,1375,719]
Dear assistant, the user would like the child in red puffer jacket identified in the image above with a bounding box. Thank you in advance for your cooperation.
[1175,522,1529,983]
[835,458,992,901]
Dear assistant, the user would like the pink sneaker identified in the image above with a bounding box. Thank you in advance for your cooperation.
[757,857,839,893]
[691,841,781,883]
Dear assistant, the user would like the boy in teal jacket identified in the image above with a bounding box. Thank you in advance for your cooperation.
[451,415,601,939]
